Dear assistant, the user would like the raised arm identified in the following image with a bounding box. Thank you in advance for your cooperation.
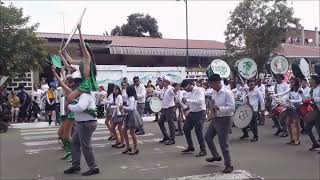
[78,24,91,79]
[51,66,72,94]
[62,49,81,65]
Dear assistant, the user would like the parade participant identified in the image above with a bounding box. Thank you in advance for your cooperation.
[120,85,142,155]
[203,81,213,121]
[95,86,107,118]
[52,66,79,162]
[121,82,129,106]
[151,76,177,145]
[61,23,98,103]
[9,91,20,123]
[154,79,163,122]
[306,75,320,151]
[145,80,155,115]
[64,86,100,176]
[180,79,207,157]
[133,76,146,135]
[272,74,290,137]
[46,85,57,125]
[240,79,265,142]
[299,78,310,134]
[256,79,266,125]
[173,83,183,136]
[102,83,116,141]
[109,85,125,148]
[32,85,45,109]
[204,73,235,173]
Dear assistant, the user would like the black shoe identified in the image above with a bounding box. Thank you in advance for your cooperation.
[165,140,175,145]
[64,166,81,174]
[81,167,100,176]
[122,148,132,154]
[159,138,169,143]
[309,144,320,151]
[136,131,145,135]
[129,149,139,155]
[250,137,258,142]
[206,156,222,162]
[107,136,115,141]
[195,151,207,157]
[240,134,249,140]
[176,132,184,136]
[273,130,283,136]
[116,144,125,149]
[181,147,195,153]
[222,165,234,173]
[111,142,121,148]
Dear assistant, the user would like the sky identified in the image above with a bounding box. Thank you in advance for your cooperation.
[4,0,320,42]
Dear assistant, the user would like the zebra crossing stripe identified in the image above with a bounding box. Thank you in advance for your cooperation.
[20,127,108,136]
[165,170,264,180]
[20,125,107,133]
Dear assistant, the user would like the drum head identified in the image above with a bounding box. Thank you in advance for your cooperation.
[149,97,162,113]
[232,104,253,129]
[270,56,289,75]
[206,59,231,79]
[237,58,257,79]
[292,58,310,78]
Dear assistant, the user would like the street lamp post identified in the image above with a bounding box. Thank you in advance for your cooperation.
[177,0,189,67]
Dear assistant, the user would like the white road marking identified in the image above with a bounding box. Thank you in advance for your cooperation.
[22,130,110,140]
[175,146,185,149]
[21,127,108,136]
[165,170,264,180]
[20,125,107,133]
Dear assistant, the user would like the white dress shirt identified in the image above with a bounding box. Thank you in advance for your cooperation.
[211,87,235,117]
[256,84,266,99]
[177,90,188,110]
[247,88,265,112]
[154,85,175,109]
[41,84,49,92]
[68,93,97,122]
[300,87,310,100]
[101,93,114,108]
[110,95,123,117]
[185,86,206,112]
[204,88,213,96]
[134,84,146,104]
[123,96,137,112]
[122,89,128,103]
[312,86,320,108]
[274,82,290,99]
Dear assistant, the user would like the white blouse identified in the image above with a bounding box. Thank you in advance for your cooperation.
[123,96,137,112]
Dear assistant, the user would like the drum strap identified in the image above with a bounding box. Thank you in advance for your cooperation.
[275,83,278,94]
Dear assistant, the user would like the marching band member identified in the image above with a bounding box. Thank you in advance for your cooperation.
[240,79,265,142]
[256,79,266,125]
[272,74,290,137]
[274,77,302,145]
[102,83,116,141]
[205,74,235,173]
[180,79,207,157]
[306,75,320,151]
[173,83,184,136]
[151,76,177,145]
[133,76,146,135]
[300,78,310,100]
[203,82,213,121]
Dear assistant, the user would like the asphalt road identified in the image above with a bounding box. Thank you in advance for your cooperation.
[0,119,319,180]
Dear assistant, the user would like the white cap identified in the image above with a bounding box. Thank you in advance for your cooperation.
[163,75,172,83]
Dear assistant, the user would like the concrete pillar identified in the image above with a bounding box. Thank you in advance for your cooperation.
[315,27,319,46]
[301,26,305,46]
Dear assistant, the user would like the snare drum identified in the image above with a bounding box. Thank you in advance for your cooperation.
[149,97,162,113]
[298,100,319,122]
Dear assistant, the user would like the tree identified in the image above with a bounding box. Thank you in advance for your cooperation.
[224,0,300,71]
[0,2,47,79]
[110,13,162,38]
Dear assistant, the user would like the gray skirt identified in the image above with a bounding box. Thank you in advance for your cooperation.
[124,110,143,129]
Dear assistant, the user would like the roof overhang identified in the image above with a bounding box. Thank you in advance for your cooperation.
[108,46,226,57]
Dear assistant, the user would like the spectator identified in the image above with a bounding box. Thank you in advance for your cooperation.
[95,85,107,118]
[41,77,49,92]
[32,85,45,109]
[9,91,20,123]
[145,80,155,115]
[133,76,146,135]
[28,96,41,122]
[45,85,57,125]
[17,86,31,122]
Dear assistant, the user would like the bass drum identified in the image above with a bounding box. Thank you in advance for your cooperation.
[232,104,253,129]
[234,58,257,80]
[206,59,231,79]
[315,62,320,76]
[291,58,310,79]
[266,56,289,75]
[149,97,162,113]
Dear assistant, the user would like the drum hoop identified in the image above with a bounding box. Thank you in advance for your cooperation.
[233,104,253,128]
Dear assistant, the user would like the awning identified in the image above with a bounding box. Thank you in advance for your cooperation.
[108,46,226,57]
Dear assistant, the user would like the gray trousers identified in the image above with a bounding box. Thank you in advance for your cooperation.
[137,103,145,133]
[183,111,206,151]
[159,106,176,141]
[72,120,98,169]
[205,116,232,166]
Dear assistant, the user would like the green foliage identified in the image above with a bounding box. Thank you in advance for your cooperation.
[110,13,162,38]
[224,0,300,71]
[0,2,47,78]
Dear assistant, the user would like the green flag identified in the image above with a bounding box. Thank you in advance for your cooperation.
[51,55,62,68]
